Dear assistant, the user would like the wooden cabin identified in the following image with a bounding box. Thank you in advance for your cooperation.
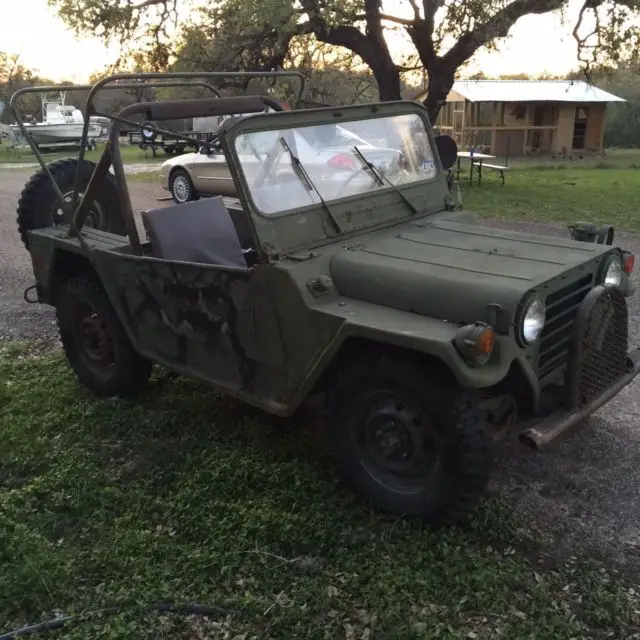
[421,80,624,157]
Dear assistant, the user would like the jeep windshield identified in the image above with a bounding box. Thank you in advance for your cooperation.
[233,112,437,216]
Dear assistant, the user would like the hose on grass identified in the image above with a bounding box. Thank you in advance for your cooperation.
[0,602,230,639]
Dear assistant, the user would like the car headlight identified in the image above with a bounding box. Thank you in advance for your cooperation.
[519,297,546,345]
[602,256,623,287]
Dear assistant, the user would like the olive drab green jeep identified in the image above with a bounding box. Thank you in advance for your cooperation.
[13,72,640,526]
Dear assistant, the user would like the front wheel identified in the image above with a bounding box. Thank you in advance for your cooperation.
[326,355,494,526]
[56,274,152,397]
[170,168,198,204]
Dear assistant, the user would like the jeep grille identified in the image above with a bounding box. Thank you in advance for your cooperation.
[538,274,593,378]
[566,286,628,407]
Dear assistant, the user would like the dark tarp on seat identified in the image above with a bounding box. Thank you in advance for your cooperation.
[141,196,247,267]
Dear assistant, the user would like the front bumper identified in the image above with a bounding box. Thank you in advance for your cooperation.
[519,347,640,450]
[159,167,170,191]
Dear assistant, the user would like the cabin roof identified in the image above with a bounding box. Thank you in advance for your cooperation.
[445,79,625,103]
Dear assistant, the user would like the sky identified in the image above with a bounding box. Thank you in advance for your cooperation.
[2,0,590,84]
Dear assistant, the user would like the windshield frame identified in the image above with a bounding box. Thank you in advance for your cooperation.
[225,106,440,220]
[220,101,449,254]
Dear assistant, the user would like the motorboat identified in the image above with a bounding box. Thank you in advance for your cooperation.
[11,92,104,149]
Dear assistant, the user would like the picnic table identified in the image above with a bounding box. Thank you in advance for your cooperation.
[456,151,509,185]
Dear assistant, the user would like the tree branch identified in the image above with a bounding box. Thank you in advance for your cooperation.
[131,0,168,9]
[302,0,385,73]
[407,0,421,21]
[442,0,568,67]
[422,0,444,36]
[378,13,415,26]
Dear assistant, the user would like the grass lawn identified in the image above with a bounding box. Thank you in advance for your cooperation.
[0,141,167,167]
[1,343,639,639]
[127,170,163,184]
[460,152,640,234]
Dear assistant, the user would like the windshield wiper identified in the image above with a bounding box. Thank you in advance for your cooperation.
[279,136,343,234]
[352,145,420,215]
[351,145,384,187]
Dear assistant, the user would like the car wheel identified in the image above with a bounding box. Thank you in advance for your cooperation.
[170,168,198,204]
[56,274,152,397]
[326,353,494,526]
[16,158,126,250]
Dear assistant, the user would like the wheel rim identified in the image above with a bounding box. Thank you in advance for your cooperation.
[74,302,115,377]
[351,390,441,495]
[172,174,190,202]
[54,190,105,229]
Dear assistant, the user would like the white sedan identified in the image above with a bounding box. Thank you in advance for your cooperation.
[158,122,403,205]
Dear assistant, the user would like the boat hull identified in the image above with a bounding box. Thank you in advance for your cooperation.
[12,122,102,146]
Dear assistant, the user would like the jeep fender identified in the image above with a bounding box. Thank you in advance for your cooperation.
[27,234,96,304]
[286,296,539,413]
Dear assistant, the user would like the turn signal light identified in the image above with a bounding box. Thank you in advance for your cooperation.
[474,327,496,356]
[623,252,635,275]
[454,322,496,367]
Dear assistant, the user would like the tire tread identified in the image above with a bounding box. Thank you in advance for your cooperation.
[56,273,151,397]
[16,158,125,249]
[326,352,494,526]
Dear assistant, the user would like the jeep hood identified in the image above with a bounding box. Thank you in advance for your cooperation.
[330,218,609,330]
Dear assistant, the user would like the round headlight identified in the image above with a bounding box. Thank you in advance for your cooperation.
[603,257,622,287]
[521,297,546,344]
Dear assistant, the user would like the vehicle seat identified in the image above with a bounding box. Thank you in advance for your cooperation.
[141,196,248,267]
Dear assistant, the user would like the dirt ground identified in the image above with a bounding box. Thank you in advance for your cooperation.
[2,168,640,573]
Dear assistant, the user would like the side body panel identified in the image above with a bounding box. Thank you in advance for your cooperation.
[99,254,290,411]
[28,228,291,412]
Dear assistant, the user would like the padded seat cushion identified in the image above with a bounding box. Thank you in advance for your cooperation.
[141,196,247,267]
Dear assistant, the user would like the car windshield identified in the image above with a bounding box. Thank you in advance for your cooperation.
[233,113,436,216]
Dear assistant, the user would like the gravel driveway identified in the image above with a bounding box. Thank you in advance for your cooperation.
[2,168,640,572]
[0,170,167,345]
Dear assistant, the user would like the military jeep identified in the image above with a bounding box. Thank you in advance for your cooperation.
[12,72,640,526]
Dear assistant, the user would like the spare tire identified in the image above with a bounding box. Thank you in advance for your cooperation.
[16,158,126,250]
[141,121,157,141]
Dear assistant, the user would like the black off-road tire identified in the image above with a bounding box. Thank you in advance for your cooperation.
[326,354,494,526]
[170,168,198,204]
[16,158,125,250]
[56,274,152,397]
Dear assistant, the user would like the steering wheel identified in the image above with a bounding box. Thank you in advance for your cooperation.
[336,166,382,199]
[335,152,405,198]
[245,137,263,163]
[252,136,284,189]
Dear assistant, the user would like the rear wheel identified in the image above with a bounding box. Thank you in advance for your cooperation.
[56,274,151,397]
[16,158,125,250]
[170,168,198,204]
[326,354,494,525]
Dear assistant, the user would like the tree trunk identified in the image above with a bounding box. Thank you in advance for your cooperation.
[372,63,402,101]
[363,0,401,101]
[423,65,456,124]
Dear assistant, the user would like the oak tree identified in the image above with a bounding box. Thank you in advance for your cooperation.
[49,0,640,121]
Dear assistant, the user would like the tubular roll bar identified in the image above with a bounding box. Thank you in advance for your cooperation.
[10,80,224,203]
[9,70,307,252]
[108,94,286,251]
